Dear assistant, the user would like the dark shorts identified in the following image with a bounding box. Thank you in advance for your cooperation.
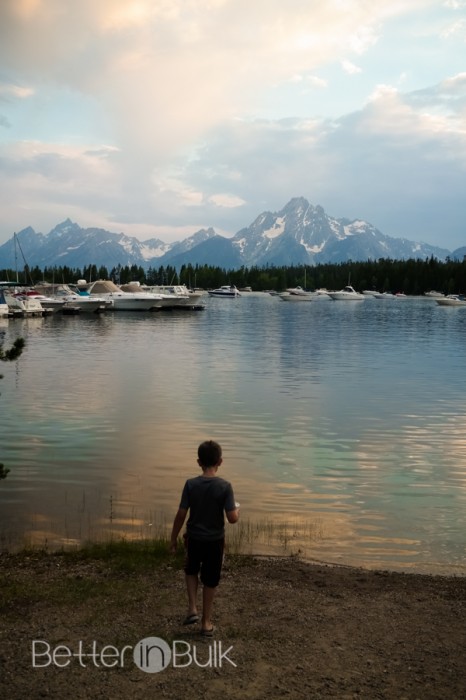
[184,536,225,588]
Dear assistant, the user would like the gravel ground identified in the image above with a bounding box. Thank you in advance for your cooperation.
[1,552,465,699]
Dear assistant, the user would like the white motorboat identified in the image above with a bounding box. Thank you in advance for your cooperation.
[279,286,318,301]
[82,280,163,311]
[34,284,111,314]
[160,285,205,305]
[285,286,310,296]
[436,295,466,307]
[208,285,241,298]
[372,292,396,299]
[21,289,65,313]
[3,288,44,316]
[327,285,365,301]
[130,283,204,307]
[424,291,445,298]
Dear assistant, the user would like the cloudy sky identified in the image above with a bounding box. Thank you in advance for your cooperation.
[0,1,465,251]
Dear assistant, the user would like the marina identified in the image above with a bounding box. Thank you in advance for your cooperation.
[0,280,207,316]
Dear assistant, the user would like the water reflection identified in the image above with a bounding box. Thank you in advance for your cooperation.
[0,296,465,573]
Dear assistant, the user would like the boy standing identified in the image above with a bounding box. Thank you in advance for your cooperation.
[170,440,239,636]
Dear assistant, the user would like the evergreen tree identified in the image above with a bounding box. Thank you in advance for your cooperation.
[0,338,25,480]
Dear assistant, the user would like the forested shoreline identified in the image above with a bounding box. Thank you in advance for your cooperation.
[1,256,465,295]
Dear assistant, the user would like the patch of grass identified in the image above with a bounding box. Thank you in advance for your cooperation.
[225,516,324,556]
[61,536,185,573]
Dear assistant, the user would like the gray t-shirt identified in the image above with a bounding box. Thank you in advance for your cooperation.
[180,475,236,541]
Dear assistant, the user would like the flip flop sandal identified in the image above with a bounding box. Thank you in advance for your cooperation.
[183,614,200,625]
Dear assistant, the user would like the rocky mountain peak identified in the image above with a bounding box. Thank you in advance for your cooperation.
[0,199,451,271]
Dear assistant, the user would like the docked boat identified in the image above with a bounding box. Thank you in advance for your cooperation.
[372,292,396,299]
[82,280,163,311]
[436,295,466,307]
[123,282,205,308]
[424,291,445,298]
[208,285,241,298]
[279,286,317,301]
[129,283,204,307]
[327,285,365,301]
[34,284,111,314]
[153,284,204,304]
[20,289,65,313]
[3,288,44,316]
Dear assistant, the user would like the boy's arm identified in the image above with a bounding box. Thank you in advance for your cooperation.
[226,506,239,524]
[226,485,239,524]
[170,507,188,553]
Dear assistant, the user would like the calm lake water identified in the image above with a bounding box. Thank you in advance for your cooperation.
[0,293,465,574]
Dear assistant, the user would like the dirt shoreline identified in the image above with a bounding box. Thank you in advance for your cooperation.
[1,551,465,699]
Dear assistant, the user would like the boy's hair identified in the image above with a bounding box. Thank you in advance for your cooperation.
[198,440,222,468]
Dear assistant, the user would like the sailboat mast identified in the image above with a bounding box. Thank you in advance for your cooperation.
[15,233,33,285]
[14,233,19,283]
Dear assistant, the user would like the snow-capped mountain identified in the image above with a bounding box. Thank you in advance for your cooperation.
[0,219,170,270]
[0,199,453,272]
[229,197,449,266]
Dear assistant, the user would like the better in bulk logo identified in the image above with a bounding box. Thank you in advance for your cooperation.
[32,636,237,672]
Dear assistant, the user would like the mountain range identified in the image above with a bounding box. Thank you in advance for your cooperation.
[0,197,459,273]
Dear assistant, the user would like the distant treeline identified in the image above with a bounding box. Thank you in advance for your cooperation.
[1,256,465,295]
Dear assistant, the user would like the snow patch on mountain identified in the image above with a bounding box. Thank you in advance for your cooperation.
[263,217,285,239]
[302,241,325,254]
[139,242,170,260]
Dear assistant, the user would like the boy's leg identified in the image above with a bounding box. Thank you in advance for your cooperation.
[185,574,199,616]
[184,537,201,619]
[201,586,216,631]
[199,539,224,632]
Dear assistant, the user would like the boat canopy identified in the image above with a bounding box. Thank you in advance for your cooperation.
[88,280,121,293]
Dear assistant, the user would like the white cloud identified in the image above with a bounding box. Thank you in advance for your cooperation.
[347,23,380,54]
[444,1,466,10]
[440,18,466,38]
[208,193,246,208]
[307,75,328,88]
[0,83,34,99]
[151,174,204,207]
[341,60,362,75]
